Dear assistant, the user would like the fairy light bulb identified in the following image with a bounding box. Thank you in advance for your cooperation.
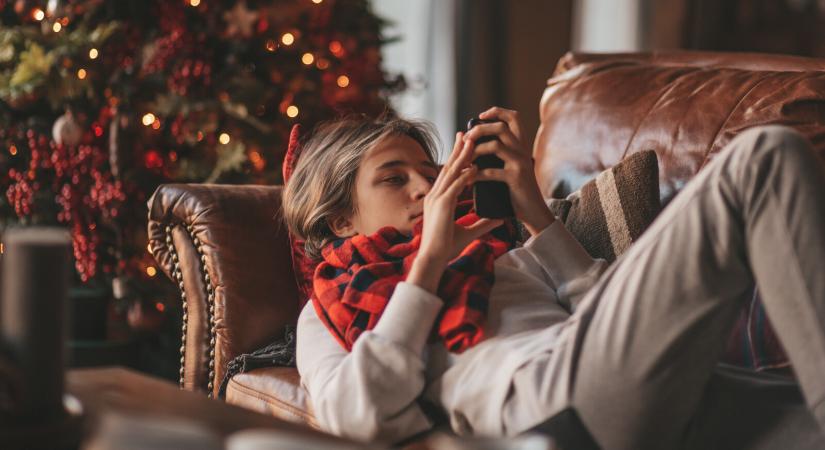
[219,133,231,144]
[89,48,99,59]
[301,53,314,65]
[77,69,87,79]
[337,75,350,87]
[281,33,295,46]
[286,105,299,118]
[52,22,62,32]
[33,9,45,20]
[142,113,156,126]
[329,41,344,56]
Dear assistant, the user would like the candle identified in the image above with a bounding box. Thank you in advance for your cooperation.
[0,227,71,423]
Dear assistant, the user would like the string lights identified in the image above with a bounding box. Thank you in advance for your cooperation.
[0,0,405,288]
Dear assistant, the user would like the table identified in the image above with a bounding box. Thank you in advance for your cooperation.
[66,366,351,448]
[10,367,553,449]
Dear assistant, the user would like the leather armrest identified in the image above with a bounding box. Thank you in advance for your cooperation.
[147,184,300,398]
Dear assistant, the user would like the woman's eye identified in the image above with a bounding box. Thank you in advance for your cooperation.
[384,176,404,184]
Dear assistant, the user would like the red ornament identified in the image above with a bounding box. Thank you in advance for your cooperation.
[143,149,164,169]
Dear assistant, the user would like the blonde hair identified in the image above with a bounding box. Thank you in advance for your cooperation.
[281,114,440,261]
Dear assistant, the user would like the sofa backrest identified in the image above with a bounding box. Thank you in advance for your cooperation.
[533,51,825,204]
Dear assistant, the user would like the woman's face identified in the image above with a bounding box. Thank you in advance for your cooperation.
[329,134,438,237]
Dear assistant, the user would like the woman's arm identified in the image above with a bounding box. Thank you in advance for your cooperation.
[467,106,607,312]
[522,219,608,312]
[297,280,442,443]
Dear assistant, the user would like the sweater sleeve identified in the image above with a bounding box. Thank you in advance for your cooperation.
[522,220,608,312]
[296,281,443,443]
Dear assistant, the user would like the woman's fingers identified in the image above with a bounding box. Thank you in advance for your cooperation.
[446,131,466,166]
[465,217,504,237]
[442,165,477,199]
[430,131,467,193]
[452,218,505,257]
[432,132,465,192]
[454,137,477,169]
[435,138,475,195]
[464,121,519,150]
[473,167,508,182]
[464,122,527,162]
[472,139,520,165]
[478,106,523,141]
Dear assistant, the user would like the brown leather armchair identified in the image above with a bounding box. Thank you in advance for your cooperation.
[147,50,825,433]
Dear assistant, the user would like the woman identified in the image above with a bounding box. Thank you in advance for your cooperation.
[282,106,825,449]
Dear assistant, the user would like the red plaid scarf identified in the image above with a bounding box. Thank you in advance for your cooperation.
[312,200,520,354]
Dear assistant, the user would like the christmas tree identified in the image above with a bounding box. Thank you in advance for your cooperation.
[0,0,404,316]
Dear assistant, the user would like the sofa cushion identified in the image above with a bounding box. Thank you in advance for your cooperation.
[548,149,661,262]
[226,366,318,429]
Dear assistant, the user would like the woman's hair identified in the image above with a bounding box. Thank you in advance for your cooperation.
[281,113,440,261]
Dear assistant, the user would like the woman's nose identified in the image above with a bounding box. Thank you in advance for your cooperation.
[410,173,431,199]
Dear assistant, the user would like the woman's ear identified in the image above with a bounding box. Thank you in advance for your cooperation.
[328,215,356,238]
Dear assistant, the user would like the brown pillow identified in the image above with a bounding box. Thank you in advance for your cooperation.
[547,150,661,262]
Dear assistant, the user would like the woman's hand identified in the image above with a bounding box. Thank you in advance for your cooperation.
[408,131,504,294]
[464,106,555,237]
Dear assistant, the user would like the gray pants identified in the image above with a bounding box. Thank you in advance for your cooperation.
[508,126,825,449]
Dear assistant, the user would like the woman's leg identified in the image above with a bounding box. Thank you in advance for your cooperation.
[568,125,825,450]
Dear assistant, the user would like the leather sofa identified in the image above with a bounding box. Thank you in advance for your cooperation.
[147,51,825,439]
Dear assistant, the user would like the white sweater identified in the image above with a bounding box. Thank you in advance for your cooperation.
[296,220,607,443]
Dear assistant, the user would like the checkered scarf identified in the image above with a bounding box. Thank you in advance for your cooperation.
[311,200,520,354]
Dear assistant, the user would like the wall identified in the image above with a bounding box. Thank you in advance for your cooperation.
[373,0,458,162]
[573,0,644,51]
[505,0,573,144]
[456,0,573,147]
[378,0,574,158]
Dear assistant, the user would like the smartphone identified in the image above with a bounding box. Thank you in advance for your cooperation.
[467,117,515,218]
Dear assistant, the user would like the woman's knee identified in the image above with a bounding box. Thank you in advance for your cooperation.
[732,125,814,165]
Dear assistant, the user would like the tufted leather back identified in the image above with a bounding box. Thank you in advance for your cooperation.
[148,184,298,396]
[533,51,825,204]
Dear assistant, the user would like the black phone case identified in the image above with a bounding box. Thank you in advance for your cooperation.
[467,118,515,218]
